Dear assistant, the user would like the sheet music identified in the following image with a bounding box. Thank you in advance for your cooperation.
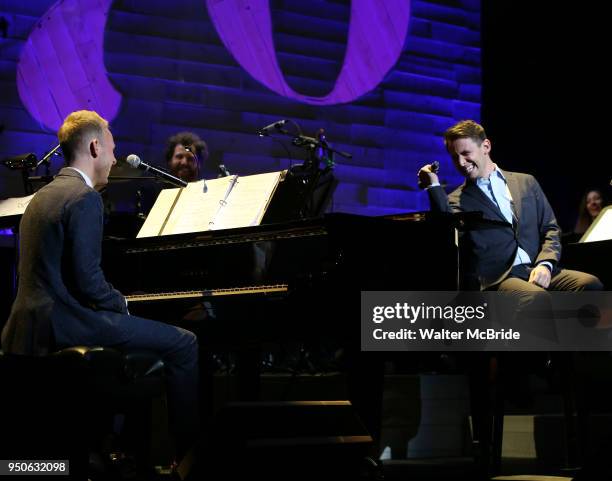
[0,194,36,217]
[137,172,283,237]
[581,206,612,243]
[212,171,282,231]
[136,188,181,238]
[164,178,237,235]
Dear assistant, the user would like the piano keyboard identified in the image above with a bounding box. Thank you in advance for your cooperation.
[125,284,289,302]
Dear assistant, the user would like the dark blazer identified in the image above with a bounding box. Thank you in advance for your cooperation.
[2,168,129,355]
[428,170,561,290]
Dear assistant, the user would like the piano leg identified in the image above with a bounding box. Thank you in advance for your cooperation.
[235,346,262,401]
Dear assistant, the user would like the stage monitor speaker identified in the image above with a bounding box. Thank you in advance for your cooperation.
[207,400,374,480]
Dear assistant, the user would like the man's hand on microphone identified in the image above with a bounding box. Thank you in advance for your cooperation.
[417,164,439,189]
[529,264,551,289]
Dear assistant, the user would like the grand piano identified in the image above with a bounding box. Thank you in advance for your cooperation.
[102,209,460,441]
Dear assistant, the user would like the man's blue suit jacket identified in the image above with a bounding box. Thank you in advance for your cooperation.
[427,171,561,290]
[2,168,130,355]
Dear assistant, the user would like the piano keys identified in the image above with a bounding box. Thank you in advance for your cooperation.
[104,212,459,296]
[125,284,290,303]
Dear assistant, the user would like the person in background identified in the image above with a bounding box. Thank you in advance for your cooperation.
[164,131,208,182]
[104,131,209,233]
[574,188,608,235]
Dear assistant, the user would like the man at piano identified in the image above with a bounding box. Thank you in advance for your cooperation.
[1,110,199,464]
[164,131,209,183]
[418,119,602,297]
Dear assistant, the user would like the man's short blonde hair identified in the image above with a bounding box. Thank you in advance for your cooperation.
[58,110,108,164]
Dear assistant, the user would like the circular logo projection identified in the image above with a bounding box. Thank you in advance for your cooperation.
[206,0,411,105]
[17,0,410,130]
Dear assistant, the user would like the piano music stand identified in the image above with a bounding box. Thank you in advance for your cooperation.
[261,166,338,223]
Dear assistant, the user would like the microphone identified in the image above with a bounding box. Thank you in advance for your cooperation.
[257,119,288,137]
[417,161,440,189]
[218,163,230,178]
[126,154,188,188]
[2,153,38,170]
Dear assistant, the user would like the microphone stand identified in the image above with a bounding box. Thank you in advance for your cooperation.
[259,121,352,172]
[185,146,207,192]
[29,144,62,189]
[257,120,348,218]
[107,176,158,181]
[36,143,61,172]
[291,133,352,172]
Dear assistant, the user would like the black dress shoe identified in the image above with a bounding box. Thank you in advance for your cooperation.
[108,452,139,480]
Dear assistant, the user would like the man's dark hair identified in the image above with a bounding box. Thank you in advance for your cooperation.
[575,188,609,234]
[164,131,208,164]
[443,120,487,150]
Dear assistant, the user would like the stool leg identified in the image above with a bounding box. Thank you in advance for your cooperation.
[492,378,505,476]
[150,393,173,466]
[468,353,496,479]
[235,345,262,401]
[559,352,579,470]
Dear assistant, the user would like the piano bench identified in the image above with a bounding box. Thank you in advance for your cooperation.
[0,346,171,473]
[51,346,171,468]
[52,346,166,404]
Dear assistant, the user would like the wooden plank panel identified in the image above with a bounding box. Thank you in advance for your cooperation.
[2,0,481,218]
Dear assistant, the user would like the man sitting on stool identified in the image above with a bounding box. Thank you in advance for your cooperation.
[1,110,199,467]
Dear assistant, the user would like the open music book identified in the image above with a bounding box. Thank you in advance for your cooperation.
[0,194,35,218]
[137,171,284,238]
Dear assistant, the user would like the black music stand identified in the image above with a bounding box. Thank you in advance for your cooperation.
[261,166,338,224]
[258,122,348,223]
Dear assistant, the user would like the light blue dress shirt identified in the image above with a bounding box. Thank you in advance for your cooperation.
[477,167,532,267]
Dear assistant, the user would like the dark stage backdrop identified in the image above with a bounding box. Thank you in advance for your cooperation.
[0,0,479,217]
[482,1,611,232]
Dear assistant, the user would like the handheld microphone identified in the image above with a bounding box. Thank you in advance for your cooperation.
[126,154,188,188]
[417,161,440,189]
[257,119,288,137]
